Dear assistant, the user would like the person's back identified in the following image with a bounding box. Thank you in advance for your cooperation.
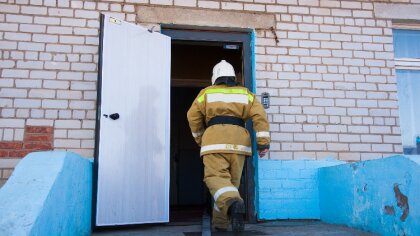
[187,60,270,232]
[189,83,269,156]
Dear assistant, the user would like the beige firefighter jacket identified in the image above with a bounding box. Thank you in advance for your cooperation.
[187,84,270,156]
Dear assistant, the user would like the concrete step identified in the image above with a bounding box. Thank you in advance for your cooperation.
[92,221,378,236]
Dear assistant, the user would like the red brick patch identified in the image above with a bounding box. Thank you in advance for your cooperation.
[25,126,53,134]
[0,150,8,158]
[23,143,52,150]
[0,142,23,149]
[8,150,31,158]
[24,134,52,142]
[0,126,54,159]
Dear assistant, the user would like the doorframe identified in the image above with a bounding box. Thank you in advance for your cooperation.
[161,26,257,223]
[92,14,105,229]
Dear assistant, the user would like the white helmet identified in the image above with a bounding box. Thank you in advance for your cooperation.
[211,60,236,85]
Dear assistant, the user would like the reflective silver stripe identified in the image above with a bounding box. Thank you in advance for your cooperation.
[207,93,248,104]
[256,131,270,138]
[214,204,220,212]
[213,186,238,202]
[192,129,204,138]
[201,144,252,153]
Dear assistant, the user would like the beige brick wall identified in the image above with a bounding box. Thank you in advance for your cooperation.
[0,168,13,187]
[1,0,418,164]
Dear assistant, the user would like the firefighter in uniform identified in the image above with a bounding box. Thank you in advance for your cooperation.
[187,60,270,232]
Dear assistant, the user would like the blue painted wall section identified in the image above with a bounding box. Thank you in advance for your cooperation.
[0,151,92,236]
[319,155,420,236]
[256,158,344,220]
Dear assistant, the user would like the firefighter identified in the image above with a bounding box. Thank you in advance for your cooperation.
[187,60,270,232]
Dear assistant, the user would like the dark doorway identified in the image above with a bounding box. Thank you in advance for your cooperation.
[169,41,243,223]
[164,28,256,224]
[170,86,205,223]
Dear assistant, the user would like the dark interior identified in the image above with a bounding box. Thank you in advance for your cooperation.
[170,87,206,223]
[169,41,243,223]
[171,41,243,87]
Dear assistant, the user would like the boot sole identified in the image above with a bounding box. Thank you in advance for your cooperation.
[231,202,245,232]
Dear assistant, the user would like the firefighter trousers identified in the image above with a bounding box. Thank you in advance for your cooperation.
[203,153,245,229]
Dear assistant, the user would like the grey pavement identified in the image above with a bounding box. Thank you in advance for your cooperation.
[92,221,379,236]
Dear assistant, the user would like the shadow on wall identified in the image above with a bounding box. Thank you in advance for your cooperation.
[319,155,420,236]
[0,151,92,236]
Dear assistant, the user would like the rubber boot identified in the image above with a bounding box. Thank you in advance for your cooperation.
[229,201,245,232]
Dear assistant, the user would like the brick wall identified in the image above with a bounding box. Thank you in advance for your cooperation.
[1,0,417,171]
[253,0,409,161]
[0,125,53,157]
[0,168,13,187]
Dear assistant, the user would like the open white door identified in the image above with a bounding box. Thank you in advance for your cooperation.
[95,14,171,226]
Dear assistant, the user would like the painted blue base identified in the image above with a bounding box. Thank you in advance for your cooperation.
[0,151,92,236]
[256,158,344,220]
[319,155,420,236]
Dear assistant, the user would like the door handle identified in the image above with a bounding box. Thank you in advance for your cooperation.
[103,113,120,120]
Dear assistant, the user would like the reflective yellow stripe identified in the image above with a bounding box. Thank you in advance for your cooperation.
[197,95,205,103]
[192,129,204,138]
[248,94,254,103]
[256,131,270,138]
[201,144,252,154]
[207,93,248,104]
[214,186,238,202]
[207,88,249,94]
[197,88,254,103]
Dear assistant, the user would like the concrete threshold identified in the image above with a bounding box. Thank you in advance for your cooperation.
[92,220,379,236]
